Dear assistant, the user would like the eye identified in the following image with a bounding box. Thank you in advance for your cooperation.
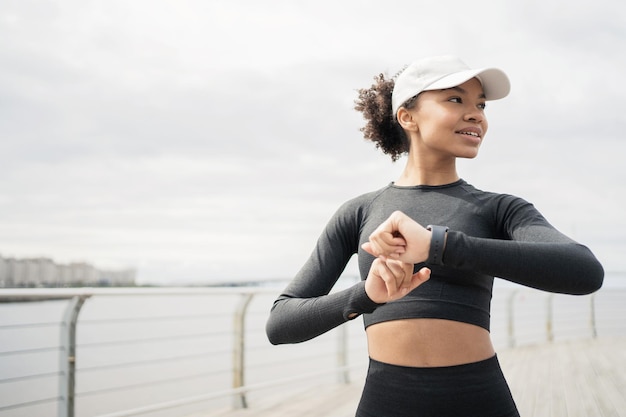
[478,102,487,110]
[448,97,462,103]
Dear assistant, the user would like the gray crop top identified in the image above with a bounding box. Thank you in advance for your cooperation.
[266,180,604,345]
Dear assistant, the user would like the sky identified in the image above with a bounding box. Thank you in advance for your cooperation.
[1,0,625,285]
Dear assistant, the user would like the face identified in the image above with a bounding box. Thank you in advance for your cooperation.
[402,77,488,160]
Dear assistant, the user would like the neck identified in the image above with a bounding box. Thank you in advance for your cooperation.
[395,152,460,187]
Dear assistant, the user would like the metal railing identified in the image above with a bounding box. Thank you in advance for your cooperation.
[0,286,624,417]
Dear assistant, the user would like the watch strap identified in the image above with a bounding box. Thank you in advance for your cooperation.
[426,225,449,266]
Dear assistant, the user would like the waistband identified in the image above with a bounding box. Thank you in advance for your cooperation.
[368,354,500,375]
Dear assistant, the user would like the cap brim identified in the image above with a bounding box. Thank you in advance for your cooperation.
[426,68,510,100]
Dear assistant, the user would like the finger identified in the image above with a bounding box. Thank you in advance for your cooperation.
[410,267,431,288]
[387,237,408,256]
[397,263,417,293]
[369,233,406,256]
[364,215,410,256]
[384,258,411,293]
[379,234,407,247]
[369,233,391,255]
[387,262,430,295]
[384,258,406,280]
[362,236,391,257]
[376,260,401,298]
[361,242,375,255]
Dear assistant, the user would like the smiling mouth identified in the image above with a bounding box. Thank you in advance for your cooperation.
[457,130,481,139]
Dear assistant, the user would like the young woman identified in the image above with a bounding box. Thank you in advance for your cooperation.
[265,55,604,417]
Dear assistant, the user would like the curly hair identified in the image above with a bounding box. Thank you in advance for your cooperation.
[354,72,418,162]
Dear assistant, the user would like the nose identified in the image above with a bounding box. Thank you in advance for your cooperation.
[464,108,484,123]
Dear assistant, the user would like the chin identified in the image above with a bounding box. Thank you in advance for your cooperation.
[458,151,480,160]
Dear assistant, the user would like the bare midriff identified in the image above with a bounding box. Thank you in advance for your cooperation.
[365,318,495,367]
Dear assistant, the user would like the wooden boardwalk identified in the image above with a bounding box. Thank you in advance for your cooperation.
[192,337,626,417]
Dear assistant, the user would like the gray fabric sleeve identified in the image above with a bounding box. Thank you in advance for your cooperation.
[444,233,603,294]
[443,196,604,295]
[266,281,380,344]
[265,198,382,345]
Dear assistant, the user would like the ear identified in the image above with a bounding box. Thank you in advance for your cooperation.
[396,107,418,132]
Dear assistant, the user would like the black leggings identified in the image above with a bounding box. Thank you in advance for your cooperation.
[355,355,520,417]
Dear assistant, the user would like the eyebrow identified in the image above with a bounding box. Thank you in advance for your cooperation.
[446,86,486,99]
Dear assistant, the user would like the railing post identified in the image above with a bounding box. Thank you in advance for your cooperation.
[506,290,517,348]
[58,295,89,417]
[590,293,597,339]
[232,293,254,409]
[336,324,349,384]
[546,293,554,343]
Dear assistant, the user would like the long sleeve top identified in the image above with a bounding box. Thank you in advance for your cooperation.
[266,180,604,345]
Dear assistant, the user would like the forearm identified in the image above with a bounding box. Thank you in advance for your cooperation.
[444,231,604,295]
[266,281,380,344]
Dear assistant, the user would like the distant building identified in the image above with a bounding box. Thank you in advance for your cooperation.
[0,254,136,287]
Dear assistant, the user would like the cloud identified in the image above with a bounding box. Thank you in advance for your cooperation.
[1,0,624,284]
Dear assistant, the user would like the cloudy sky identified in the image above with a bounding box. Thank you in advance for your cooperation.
[1,0,625,285]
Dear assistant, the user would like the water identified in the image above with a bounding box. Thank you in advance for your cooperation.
[1,279,626,417]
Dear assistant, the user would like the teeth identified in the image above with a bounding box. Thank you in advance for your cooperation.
[460,131,479,137]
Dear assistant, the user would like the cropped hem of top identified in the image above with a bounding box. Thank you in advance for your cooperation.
[265,179,604,345]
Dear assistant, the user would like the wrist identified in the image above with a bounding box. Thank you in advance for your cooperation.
[426,225,449,266]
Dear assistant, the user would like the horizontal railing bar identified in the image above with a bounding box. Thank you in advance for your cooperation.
[0,395,60,412]
[249,359,347,375]
[79,313,230,324]
[0,370,62,384]
[0,286,281,302]
[77,369,227,398]
[77,352,230,373]
[9,285,618,302]
[0,346,61,356]
[78,329,232,342]
[76,332,222,349]
[94,364,363,417]
[0,337,231,357]
[251,352,348,370]
[0,322,61,329]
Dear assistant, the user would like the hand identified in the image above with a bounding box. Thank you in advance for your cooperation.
[365,256,431,304]
[361,211,431,264]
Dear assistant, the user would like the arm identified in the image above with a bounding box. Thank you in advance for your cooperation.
[446,195,604,294]
[265,200,430,345]
[362,197,604,295]
[265,200,377,345]
[444,231,604,295]
[266,280,379,345]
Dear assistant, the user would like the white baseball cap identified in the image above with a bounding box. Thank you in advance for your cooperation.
[391,55,511,117]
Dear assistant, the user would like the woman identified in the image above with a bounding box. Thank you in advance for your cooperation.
[265,55,604,417]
